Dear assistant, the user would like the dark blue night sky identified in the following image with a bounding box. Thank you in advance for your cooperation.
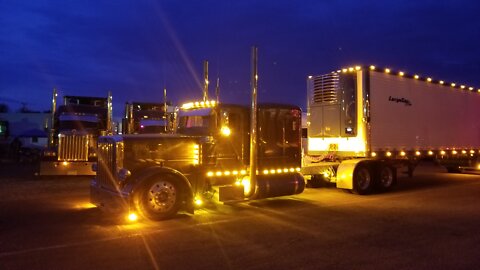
[1,1,480,115]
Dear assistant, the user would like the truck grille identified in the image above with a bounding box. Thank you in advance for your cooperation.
[311,73,339,104]
[58,132,92,161]
[97,137,121,188]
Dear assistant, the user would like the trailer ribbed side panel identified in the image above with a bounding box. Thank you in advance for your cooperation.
[368,71,480,151]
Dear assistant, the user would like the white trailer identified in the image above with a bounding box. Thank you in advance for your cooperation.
[302,65,480,194]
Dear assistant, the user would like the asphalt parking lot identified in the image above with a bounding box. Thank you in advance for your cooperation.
[1,161,479,270]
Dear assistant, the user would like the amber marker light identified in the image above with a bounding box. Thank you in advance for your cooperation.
[400,151,406,156]
[371,152,377,157]
[385,68,391,73]
[439,80,444,84]
[386,152,392,157]
[414,75,420,79]
[415,151,421,156]
[194,198,203,206]
[62,161,68,166]
[399,71,404,76]
[451,83,456,87]
[128,213,138,222]
[427,78,432,82]
[440,150,446,155]
[428,151,434,155]
[369,65,376,70]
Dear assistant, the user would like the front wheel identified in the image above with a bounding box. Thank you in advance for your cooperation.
[135,174,182,221]
[352,164,373,195]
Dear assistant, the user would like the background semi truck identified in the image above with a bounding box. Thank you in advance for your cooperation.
[122,101,173,134]
[302,65,480,194]
[39,89,113,175]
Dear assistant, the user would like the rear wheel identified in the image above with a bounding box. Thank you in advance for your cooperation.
[377,165,396,191]
[352,164,373,195]
[136,174,181,220]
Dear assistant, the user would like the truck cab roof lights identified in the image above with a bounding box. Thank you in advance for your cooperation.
[181,100,217,110]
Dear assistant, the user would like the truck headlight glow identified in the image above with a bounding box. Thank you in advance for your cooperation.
[220,126,231,136]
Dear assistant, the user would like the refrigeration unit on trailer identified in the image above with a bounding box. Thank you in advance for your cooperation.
[302,65,480,194]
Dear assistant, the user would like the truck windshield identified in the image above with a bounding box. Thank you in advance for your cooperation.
[138,119,167,134]
[176,108,213,136]
[58,114,100,131]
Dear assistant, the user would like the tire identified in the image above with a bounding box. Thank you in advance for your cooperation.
[376,165,396,192]
[135,174,182,221]
[352,164,373,195]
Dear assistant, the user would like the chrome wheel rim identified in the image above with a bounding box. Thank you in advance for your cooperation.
[147,180,177,213]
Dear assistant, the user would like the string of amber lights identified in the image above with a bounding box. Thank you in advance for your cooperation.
[334,65,480,93]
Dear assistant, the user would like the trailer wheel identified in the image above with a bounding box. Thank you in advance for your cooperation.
[352,164,373,195]
[377,165,396,191]
[136,174,181,220]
